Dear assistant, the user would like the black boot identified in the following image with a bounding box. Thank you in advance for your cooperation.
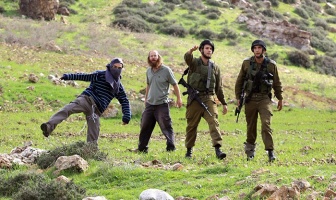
[215,145,226,160]
[268,150,276,162]
[185,148,192,158]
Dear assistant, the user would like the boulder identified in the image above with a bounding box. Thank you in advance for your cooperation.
[19,0,59,20]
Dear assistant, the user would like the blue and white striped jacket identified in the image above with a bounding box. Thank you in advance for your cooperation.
[62,70,131,124]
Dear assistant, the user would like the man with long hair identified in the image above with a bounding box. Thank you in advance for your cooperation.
[137,50,182,153]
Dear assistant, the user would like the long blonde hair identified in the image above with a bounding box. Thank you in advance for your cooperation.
[147,50,162,68]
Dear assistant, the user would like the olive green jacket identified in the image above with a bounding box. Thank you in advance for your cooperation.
[184,51,227,105]
[235,56,283,100]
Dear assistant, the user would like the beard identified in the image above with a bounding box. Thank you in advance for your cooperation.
[149,60,159,68]
[201,52,211,59]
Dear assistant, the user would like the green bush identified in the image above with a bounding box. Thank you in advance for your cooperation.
[314,18,329,30]
[201,8,221,16]
[206,0,224,7]
[159,24,188,37]
[325,8,336,16]
[196,29,217,40]
[294,7,310,19]
[313,56,336,76]
[261,9,284,19]
[218,27,238,40]
[162,0,181,4]
[0,172,86,200]
[147,15,166,24]
[326,17,336,24]
[269,0,280,7]
[112,16,152,33]
[287,50,312,68]
[283,0,297,4]
[206,13,220,20]
[311,37,336,52]
[36,141,107,169]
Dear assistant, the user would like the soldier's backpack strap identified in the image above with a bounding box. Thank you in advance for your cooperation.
[206,60,214,94]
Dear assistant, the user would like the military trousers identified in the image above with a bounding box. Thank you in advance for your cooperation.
[244,94,274,150]
[138,103,175,151]
[46,95,101,143]
[185,97,222,148]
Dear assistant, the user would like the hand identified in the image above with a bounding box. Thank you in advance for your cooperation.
[176,98,182,108]
[222,105,228,115]
[60,75,66,80]
[277,100,283,111]
[189,45,198,53]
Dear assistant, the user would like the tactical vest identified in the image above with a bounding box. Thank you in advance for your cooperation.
[245,57,274,95]
[187,59,216,93]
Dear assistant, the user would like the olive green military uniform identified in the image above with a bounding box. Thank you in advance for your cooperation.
[235,56,283,156]
[184,52,227,148]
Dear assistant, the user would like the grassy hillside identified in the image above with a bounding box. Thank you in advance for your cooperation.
[0,0,335,199]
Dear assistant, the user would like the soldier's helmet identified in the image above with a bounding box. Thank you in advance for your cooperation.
[199,39,215,53]
[251,40,266,52]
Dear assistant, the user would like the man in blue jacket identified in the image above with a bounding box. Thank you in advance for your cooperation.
[41,58,131,144]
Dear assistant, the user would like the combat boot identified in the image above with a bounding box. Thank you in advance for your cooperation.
[244,142,256,161]
[185,148,192,158]
[268,150,276,162]
[214,145,226,160]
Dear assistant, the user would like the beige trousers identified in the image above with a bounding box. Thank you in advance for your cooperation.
[46,95,101,143]
[185,96,222,148]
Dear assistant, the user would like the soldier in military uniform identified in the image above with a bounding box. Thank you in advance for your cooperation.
[235,40,283,162]
[184,39,228,160]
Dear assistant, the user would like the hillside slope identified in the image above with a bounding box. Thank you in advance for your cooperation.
[0,0,335,111]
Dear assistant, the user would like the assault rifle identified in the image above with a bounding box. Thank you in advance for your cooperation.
[235,88,246,123]
[178,75,212,117]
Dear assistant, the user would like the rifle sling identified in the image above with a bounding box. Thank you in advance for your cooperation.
[206,60,213,94]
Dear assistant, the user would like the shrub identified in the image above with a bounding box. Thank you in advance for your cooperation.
[112,16,152,33]
[201,8,221,16]
[326,17,336,24]
[218,27,238,40]
[283,0,297,4]
[311,37,336,52]
[325,8,336,16]
[313,56,336,76]
[36,141,107,169]
[0,172,86,199]
[162,0,181,3]
[181,0,204,11]
[314,18,329,30]
[146,15,166,23]
[206,0,223,7]
[269,0,280,7]
[309,28,327,40]
[287,50,312,68]
[0,7,5,13]
[294,7,310,19]
[206,13,220,20]
[159,24,188,37]
[196,29,217,40]
[326,51,336,57]
[269,52,279,61]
